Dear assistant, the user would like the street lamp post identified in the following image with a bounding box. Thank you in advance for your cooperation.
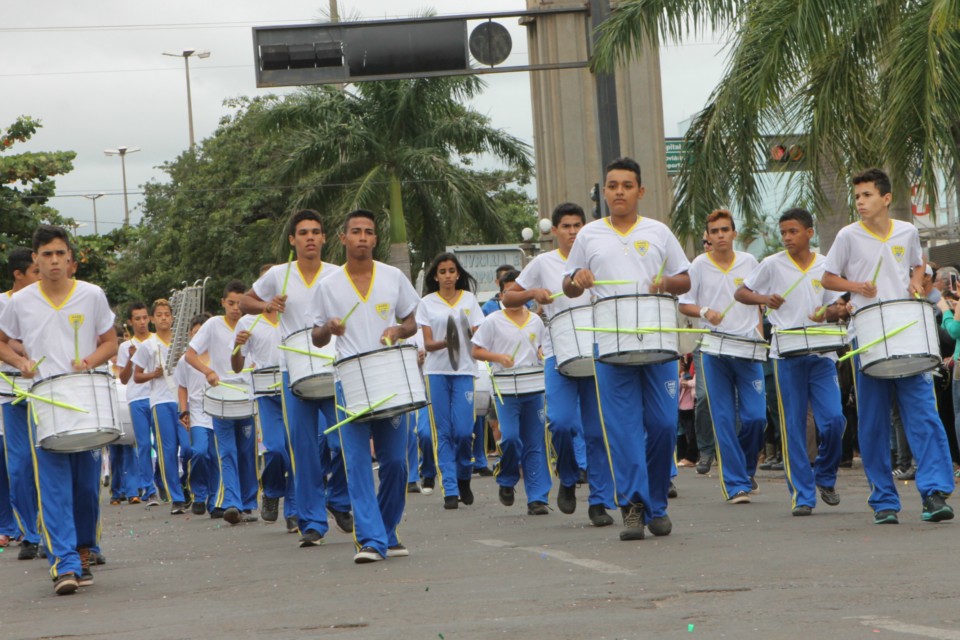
[81,193,105,234]
[104,147,141,227]
[162,49,210,151]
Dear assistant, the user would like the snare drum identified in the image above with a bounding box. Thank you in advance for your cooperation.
[114,379,136,446]
[548,305,595,377]
[283,329,337,399]
[336,345,427,421]
[700,332,768,362]
[774,325,847,358]
[852,299,940,378]
[203,382,255,420]
[31,371,122,452]
[252,367,282,396]
[474,363,492,416]
[493,366,546,396]
[0,370,22,398]
[593,294,680,365]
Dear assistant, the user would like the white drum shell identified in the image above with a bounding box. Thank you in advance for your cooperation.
[114,380,136,446]
[203,382,255,420]
[852,299,940,378]
[592,295,680,365]
[283,329,336,399]
[252,367,282,395]
[474,364,492,417]
[774,325,846,358]
[700,332,768,362]
[0,371,22,398]
[32,372,122,452]
[336,345,427,421]
[493,366,546,396]
[549,305,595,378]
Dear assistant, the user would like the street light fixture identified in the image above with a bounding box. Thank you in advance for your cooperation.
[81,193,105,234]
[104,147,141,227]
[162,49,210,151]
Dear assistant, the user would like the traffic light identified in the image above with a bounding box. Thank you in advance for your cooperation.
[765,138,807,172]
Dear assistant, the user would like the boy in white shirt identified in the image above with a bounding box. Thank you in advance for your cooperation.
[116,302,158,504]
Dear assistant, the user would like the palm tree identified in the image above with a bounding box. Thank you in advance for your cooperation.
[257,76,534,276]
[592,0,960,247]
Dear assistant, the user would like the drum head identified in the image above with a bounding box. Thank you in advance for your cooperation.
[446,315,460,370]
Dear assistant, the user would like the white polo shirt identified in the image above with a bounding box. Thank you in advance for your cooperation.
[470,309,544,373]
[235,314,281,369]
[173,354,213,430]
[679,251,761,338]
[516,248,590,358]
[131,335,176,407]
[117,337,152,403]
[415,290,483,375]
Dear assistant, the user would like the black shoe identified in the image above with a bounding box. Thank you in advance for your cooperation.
[750,477,759,493]
[262,496,279,522]
[286,516,299,533]
[647,515,672,536]
[922,492,954,522]
[498,485,515,507]
[587,504,614,527]
[874,509,899,524]
[818,485,840,506]
[792,505,813,516]
[53,572,79,596]
[668,482,678,499]
[421,476,435,495]
[727,491,751,504]
[893,465,916,481]
[223,507,241,525]
[577,469,588,485]
[444,496,459,510]
[18,541,38,560]
[94,551,106,565]
[78,548,94,587]
[475,467,494,477]
[407,482,421,494]
[458,479,474,505]
[696,455,714,475]
[527,501,549,515]
[209,507,224,519]
[38,543,47,559]
[299,529,324,547]
[191,502,207,516]
[557,484,577,514]
[758,459,775,471]
[170,502,186,515]
[328,508,354,534]
[619,502,645,541]
[769,460,784,471]
[354,546,383,564]
[157,485,169,502]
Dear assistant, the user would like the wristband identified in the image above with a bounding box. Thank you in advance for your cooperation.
[699,307,710,319]
[569,268,581,282]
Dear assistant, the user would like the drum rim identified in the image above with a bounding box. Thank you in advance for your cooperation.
[252,366,281,375]
[853,297,936,316]
[282,327,315,340]
[861,354,939,377]
[593,293,677,303]
[31,369,114,387]
[596,349,679,362]
[360,399,429,421]
[702,331,767,345]
[549,303,595,320]
[492,366,545,379]
[335,343,416,365]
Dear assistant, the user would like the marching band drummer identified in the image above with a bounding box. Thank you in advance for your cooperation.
[735,208,848,516]
[132,298,192,515]
[678,210,764,505]
[313,209,421,564]
[822,168,954,525]
[240,209,353,546]
[562,157,691,542]
[0,247,42,559]
[471,270,551,516]
[0,225,118,595]
[116,302,159,505]
[416,252,484,510]
[175,313,219,516]
[184,281,258,526]
[502,202,616,527]
[231,268,297,527]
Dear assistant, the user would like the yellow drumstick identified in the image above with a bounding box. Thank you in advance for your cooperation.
[720,299,736,317]
[341,302,360,327]
[838,321,917,363]
[0,372,88,413]
[31,356,45,372]
[215,381,248,393]
[765,273,807,316]
[323,394,397,435]
[233,315,264,355]
[484,362,504,405]
[277,344,335,360]
[871,256,883,285]
[653,257,667,285]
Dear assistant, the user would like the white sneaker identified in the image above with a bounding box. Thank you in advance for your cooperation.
[386,544,409,558]
[354,546,384,564]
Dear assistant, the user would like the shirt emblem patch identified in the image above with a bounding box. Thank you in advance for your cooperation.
[811,279,823,293]
[892,246,905,263]
[69,313,84,327]
[375,303,390,320]
[634,240,649,256]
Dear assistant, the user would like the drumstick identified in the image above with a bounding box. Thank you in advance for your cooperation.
[593,280,635,286]
[281,250,295,295]
[720,299,736,317]
[323,394,397,435]
[765,273,807,316]
[775,328,847,335]
[484,362,504,405]
[0,372,88,413]
[653,257,668,285]
[871,256,883,285]
[267,381,283,389]
[510,341,522,359]
[240,367,256,373]
[838,320,917,363]
[575,326,710,334]
[232,315,264,355]
[30,356,45,372]
[549,291,565,299]
[383,337,393,347]
[72,319,80,364]
[277,344,335,360]
[336,404,358,417]
[341,302,360,327]
[215,381,249,393]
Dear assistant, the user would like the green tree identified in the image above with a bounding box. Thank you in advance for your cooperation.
[593,0,960,245]
[257,77,534,277]
[0,116,75,287]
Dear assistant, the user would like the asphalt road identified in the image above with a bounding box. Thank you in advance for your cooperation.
[2,461,958,640]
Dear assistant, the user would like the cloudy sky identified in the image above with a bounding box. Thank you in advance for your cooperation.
[1,1,726,234]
